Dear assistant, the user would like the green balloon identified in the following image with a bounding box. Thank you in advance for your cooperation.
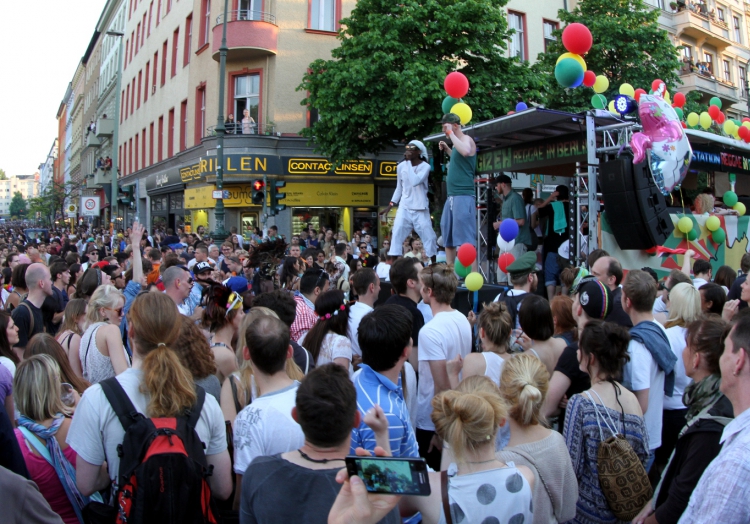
[687,228,699,241]
[591,94,607,109]
[724,190,739,207]
[712,228,726,244]
[555,58,584,88]
[674,107,684,120]
[733,119,741,127]
[454,260,471,278]
[709,97,722,109]
[442,96,460,114]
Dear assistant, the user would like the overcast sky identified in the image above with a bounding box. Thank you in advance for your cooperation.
[0,1,105,177]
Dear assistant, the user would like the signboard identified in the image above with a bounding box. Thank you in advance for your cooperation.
[146,169,183,191]
[222,183,374,207]
[212,190,223,199]
[180,155,283,183]
[185,186,216,209]
[81,196,100,217]
[284,158,373,176]
[66,203,77,218]
[477,136,587,174]
[690,147,750,175]
[379,161,399,177]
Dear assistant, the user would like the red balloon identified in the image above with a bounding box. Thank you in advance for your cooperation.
[561,23,593,55]
[634,88,647,102]
[681,121,687,128]
[743,117,750,123]
[444,72,469,99]
[708,105,721,120]
[744,134,750,143]
[717,112,726,124]
[673,92,686,108]
[457,243,477,267]
[582,70,596,87]
[739,126,750,139]
[651,79,665,93]
[498,253,516,273]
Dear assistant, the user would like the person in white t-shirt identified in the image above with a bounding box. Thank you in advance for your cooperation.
[232,315,305,509]
[347,269,380,364]
[415,264,472,470]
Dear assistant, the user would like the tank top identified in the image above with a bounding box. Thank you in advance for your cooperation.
[482,352,506,386]
[446,148,477,196]
[80,322,127,384]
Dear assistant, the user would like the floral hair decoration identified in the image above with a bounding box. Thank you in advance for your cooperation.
[318,304,346,321]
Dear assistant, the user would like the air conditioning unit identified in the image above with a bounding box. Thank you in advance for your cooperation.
[152,85,156,94]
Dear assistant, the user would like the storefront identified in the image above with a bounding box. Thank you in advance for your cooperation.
[146,170,186,232]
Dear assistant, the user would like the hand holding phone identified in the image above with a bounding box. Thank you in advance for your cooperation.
[345,455,431,496]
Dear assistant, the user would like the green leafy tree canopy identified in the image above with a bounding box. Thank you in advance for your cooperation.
[298,0,547,164]
[9,191,26,218]
[535,0,682,112]
[0,169,6,180]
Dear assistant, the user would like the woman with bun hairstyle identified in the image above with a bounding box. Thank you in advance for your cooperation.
[67,292,233,502]
[498,354,577,524]
[517,295,568,377]
[79,285,127,384]
[201,284,243,384]
[563,320,649,524]
[299,289,353,372]
[400,376,534,524]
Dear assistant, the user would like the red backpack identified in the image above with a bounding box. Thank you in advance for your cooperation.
[99,378,220,524]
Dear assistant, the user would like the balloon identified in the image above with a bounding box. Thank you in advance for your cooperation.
[441,96,460,114]
[724,191,738,207]
[454,260,471,278]
[555,58,585,88]
[499,219,519,242]
[465,272,484,292]
[591,94,607,109]
[619,83,635,97]
[498,253,516,273]
[593,75,610,94]
[724,120,737,135]
[699,112,712,129]
[673,92,686,108]
[674,107,684,120]
[743,117,750,123]
[507,111,515,115]
[651,79,666,95]
[705,215,721,231]
[583,70,597,87]
[716,112,725,124]
[681,121,687,129]
[664,91,671,104]
[444,72,469,99]
[608,100,618,115]
[450,102,472,125]
[712,228,726,244]
[561,23,593,55]
[738,126,749,140]
[709,96,722,109]
[735,202,746,216]
[687,228,699,241]
[497,237,516,252]
[634,88,647,102]
[678,216,693,233]
[708,105,721,120]
[687,112,699,127]
[556,52,587,71]
[456,243,477,267]
[515,102,528,112]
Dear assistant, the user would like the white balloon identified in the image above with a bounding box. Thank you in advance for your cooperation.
[497,237,515,252]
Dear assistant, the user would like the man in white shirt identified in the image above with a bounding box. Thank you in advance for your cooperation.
[415,264,471,470]
[381,141,437,259]
[187,245,216,271]
[162,266,193,316]
[347,268,380,364]
[233,316,305,506]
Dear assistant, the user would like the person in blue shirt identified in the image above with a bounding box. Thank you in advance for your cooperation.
[350,304,419,458]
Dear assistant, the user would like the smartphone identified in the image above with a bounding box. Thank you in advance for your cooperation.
[345,456,431,496]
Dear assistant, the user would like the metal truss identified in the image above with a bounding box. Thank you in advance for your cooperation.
[476,177,493,282]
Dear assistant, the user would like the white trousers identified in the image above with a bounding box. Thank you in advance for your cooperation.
[388,207,437,257]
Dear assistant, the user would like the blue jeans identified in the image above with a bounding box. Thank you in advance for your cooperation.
[544,251,561,287]
[645,450,656,473]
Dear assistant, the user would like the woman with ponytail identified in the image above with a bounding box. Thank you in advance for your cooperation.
[498,354,577,524]
[67,292,232,501]
[299,289,353,372]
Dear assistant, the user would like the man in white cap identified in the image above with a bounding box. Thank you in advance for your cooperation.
[381,140,437,259]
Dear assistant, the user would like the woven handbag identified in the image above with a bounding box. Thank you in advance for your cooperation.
[584,391,652,521]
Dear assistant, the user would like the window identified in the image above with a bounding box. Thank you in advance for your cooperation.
[508,12,526,60]
[153,51,158,90]
[543,20,557,52]
[142,129,147,168]
[158,116,164,162]
[723,59,731,83]
[310,0,335,31]
[135,134,139,171]
[142,13,147,46]
[120,89,125,123]
[161,40,168,85]
[172,28,179,77]
[135,23,141,54]
[148,1,153,35]
[157,0,161,26]
[683,44,692,59]
[122,142,127,175]
[200,0,211,47]
[149,122,155,165]
[137,70,142,109]
[740,65,747,98]
[131,78,136,115]
[734,16,742,43]
[717,7,725,23]
[125,84,130,119]
[130,31,135,61]
[124,40,129,69]
[144,62,150,102]
[180,99,188,151]
[167,0,172,14]
[184,14,192,66]
[168,108,175,158]
[234,74,260,130]
[195,84,206,143]
[704,52,714,74]
[128,138,133,175]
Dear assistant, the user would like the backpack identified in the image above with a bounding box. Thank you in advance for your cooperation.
[99,378,220,524]
[497,290,527,329]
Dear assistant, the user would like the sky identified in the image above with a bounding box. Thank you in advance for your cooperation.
[0,1,106,178]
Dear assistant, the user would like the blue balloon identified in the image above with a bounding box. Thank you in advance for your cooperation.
[500,219,519,242]
[515,102,528,112]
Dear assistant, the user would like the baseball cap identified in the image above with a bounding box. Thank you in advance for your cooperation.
[574,276,612,320]
[225,276,249,293]
[194,261,213,274]
[440,113,461,125]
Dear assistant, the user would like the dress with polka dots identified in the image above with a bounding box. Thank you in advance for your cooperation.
[439,461,534,524]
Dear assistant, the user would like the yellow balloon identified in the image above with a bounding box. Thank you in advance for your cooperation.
[677,216,693,233]
[608,100,618,115]
[619,83,635,97]
[664,91,671,104]
[557,52,587,72]
[593,75,610,94]
[450,102,472,125]
[735,202,746,216]
[687,112,699,127]
[724,121,737,135]
[705,215,721,232]
[465,272,484,292]
[699,112,712,130]
[743,121,750,129]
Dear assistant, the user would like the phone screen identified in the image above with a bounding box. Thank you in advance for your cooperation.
[346,456,431,496]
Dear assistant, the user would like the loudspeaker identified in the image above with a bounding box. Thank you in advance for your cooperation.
[599,156,674,250]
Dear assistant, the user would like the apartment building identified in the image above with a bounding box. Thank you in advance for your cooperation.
[504,0,569,64]
[0,175,40,217]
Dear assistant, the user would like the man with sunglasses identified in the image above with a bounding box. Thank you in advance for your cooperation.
[290,269,330,342]
[381,140,437,261]
[162,266,194,316]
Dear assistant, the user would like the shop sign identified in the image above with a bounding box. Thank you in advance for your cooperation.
[180,155,283,183]
[146,169,183,190]
[378,161,399,177]
[690,147,750,175]
[185,186,215,209]
[222,182,374,207]
[477,136,587,174]
[284,158,373,176]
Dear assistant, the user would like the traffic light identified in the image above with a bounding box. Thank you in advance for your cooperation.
[251,179,265,205]
[269,179,287,216]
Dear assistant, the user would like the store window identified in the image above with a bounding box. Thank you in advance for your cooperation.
[241,212,260,239]
[234,74,260,129]
[508,12,526,60]
[543,20,557,52]
[310,0,335,31]
[151,195,167,212]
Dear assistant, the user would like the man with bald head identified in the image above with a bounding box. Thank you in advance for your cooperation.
[590,255,633,328]
[11,263,54,351]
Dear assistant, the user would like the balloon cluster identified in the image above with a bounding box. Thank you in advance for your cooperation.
[496,219,519,273]
[554,23,594,89]
[443,72,472,125]
[684,97,750,142]
[723,190,746,215]
[455,244,484,291]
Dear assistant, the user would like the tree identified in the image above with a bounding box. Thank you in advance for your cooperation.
[534,0,682,112]
[0,169,6,180]
[9,191,26,218]
[298,0,547,164]
[28,181,81,225]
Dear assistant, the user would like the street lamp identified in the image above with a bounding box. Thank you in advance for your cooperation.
[212,0,230,243]
[107,30,125,231]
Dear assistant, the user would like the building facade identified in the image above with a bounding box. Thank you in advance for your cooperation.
[0,175,40,218]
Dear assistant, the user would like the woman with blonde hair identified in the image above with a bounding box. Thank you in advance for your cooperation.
[400,376,534,524]
[79,285,128,384]
[56,299,88,378]
[67,292,232,502]
[26,334,90,396]
[498,353,577,524]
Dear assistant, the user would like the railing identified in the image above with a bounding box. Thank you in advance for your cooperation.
[205,123,277,137]
[216,9,276,25]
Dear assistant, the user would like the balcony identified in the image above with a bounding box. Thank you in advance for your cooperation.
[212,10,278,61]
[677,70,740,106]
[673,8,734,50]
[85,133,101,149]
[95,118,114,138]
[86,169,112,190]
[205,123,278,137]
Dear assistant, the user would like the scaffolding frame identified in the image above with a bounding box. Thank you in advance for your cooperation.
[475,177,493,281]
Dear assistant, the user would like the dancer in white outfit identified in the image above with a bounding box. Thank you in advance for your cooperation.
[382,140,437,258]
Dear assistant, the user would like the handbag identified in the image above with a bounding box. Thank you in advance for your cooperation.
[584,390,652,521]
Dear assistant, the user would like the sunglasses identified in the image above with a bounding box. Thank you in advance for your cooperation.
[225,292,242,316]
[106,307,124,316]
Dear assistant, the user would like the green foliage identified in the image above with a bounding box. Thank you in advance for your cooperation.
[534,0,682,112]
[28,181,80,225]
[9,191,26,218]
[298,0,547,164]
[0,169,6,180]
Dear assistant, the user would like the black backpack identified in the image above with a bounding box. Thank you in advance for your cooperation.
[99,378,220,524]
[497,290,527,329]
